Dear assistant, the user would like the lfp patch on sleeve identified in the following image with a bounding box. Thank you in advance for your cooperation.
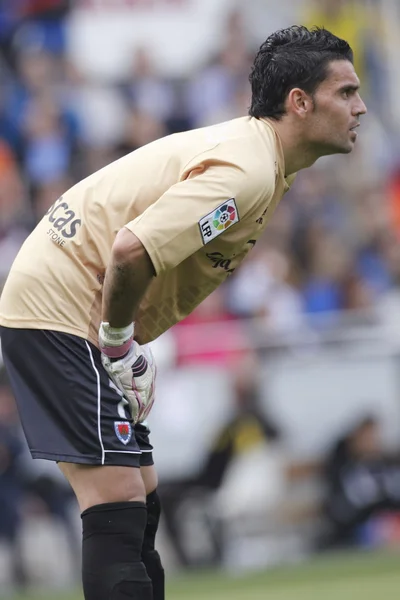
[199,198,239,245]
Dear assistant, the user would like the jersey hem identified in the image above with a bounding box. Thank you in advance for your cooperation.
[0,318,98,348]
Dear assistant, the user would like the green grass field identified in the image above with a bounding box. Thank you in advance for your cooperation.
[8,549,400,600]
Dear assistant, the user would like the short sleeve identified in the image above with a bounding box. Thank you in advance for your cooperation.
[125,158,274,275]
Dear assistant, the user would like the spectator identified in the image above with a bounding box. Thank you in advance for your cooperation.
[186,10,252,127]
[121,46,175,124]
[159,350,282,566]
[0,140,32,283]
[318,415,400,549]
[0,368,28,591]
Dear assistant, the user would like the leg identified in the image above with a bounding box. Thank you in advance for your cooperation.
[1,328,154,600]
[59,462,152,600]
[141,465,165,600]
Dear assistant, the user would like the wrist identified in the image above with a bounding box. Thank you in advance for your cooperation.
[99,322,134,359]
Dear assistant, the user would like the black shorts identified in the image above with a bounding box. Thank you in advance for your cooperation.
[0,326,154,468]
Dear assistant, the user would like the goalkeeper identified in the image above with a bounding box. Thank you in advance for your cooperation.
[0,25,365,600]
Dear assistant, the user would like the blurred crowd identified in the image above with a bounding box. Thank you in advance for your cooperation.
[2,0,400,590]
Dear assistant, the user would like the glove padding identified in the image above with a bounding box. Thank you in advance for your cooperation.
[101,341,156,424]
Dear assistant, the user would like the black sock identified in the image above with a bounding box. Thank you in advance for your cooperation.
[142,491,165,600]
[81,501,153,600]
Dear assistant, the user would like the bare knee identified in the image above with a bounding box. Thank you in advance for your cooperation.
[59,462,146,512]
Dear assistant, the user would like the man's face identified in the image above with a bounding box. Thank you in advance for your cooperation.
[305,60,367,155]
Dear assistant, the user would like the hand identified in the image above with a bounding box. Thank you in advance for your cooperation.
[99,323,156,423]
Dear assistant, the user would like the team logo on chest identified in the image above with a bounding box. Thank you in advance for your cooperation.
[114,421,132,445]
[199,198,239,245]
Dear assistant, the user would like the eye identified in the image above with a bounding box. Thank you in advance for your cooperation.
[342,90,350,98]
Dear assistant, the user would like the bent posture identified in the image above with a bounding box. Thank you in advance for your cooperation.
[0,26,366,600]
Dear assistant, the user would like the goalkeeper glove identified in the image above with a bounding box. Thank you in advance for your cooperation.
[99,322,156,424]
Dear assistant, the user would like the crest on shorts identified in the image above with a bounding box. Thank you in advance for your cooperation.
[114,421,132,445]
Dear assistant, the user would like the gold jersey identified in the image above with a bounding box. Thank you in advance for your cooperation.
[0,117,295,345]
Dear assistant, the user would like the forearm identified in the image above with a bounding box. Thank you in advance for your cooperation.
[100,233,156,422]
[102,229,155,329]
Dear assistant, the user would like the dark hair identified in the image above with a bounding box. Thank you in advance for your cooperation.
[249,25,353,120]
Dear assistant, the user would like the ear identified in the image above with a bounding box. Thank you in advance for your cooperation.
[287,88,314,117]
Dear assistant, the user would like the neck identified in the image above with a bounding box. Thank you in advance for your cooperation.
[267,117,321,176]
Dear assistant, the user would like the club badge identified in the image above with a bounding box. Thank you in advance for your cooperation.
[114,421,133,445]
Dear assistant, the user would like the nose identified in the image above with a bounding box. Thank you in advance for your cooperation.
[355,93,367,116]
